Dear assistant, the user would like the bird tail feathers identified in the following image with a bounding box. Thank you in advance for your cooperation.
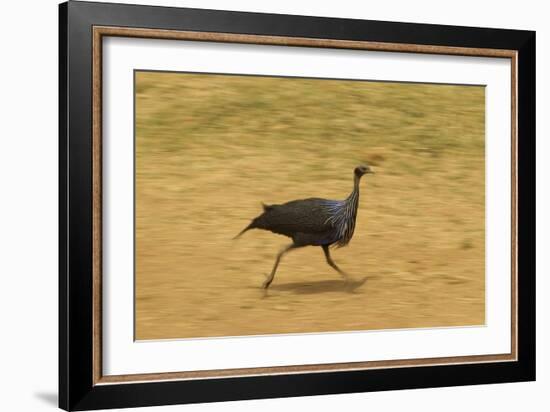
[232,222,254,240]
[234,203,271,239]
[261,202,274,212]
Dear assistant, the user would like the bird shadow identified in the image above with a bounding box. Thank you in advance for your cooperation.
[266,276,370,296]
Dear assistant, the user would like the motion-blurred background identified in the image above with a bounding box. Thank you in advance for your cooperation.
[135,71,485,340]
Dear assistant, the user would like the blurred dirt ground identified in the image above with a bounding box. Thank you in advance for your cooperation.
[134,71,485,340]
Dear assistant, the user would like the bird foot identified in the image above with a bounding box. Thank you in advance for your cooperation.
[262,274,273,289]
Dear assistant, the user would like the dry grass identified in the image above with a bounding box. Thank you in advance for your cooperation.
[135,71,485,340]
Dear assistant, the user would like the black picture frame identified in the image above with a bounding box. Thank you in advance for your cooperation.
[59,1,536,410]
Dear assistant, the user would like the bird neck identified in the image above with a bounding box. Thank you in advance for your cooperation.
[348,175,361,201]
[331,173,361,248]
[344,175,360,210]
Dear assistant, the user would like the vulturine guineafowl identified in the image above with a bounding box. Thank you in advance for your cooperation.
[235,165,374,289]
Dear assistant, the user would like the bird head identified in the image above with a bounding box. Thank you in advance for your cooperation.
[354,164,374,177]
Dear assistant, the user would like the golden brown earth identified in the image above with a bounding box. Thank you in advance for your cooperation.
[135,72,485,340]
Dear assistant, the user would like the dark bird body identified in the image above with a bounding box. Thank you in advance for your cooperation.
[235,165,373,288]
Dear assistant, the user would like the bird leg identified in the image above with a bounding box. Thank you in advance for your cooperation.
[322,245,350,281]
[263,243,297,289]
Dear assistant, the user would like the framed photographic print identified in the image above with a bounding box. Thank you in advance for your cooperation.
[59,1,536,410]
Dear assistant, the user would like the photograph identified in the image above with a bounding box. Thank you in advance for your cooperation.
[134,70,486,340]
